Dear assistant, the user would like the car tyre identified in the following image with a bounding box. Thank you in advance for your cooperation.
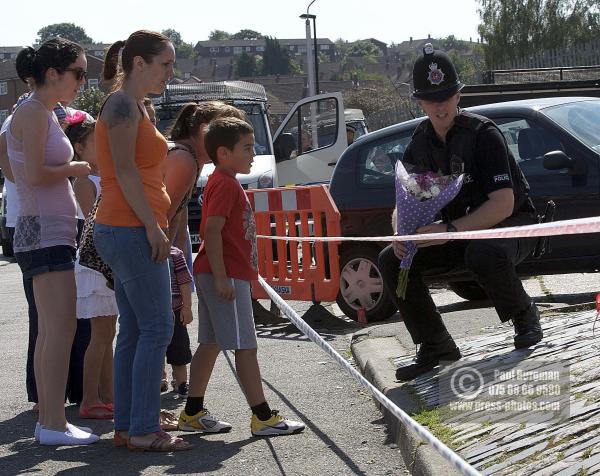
[448,280,488,301]
[336,245,396,322]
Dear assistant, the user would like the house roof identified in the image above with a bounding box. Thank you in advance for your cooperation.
[196,38,334,48]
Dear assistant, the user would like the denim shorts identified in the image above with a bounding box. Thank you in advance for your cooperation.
[15,245,77,279]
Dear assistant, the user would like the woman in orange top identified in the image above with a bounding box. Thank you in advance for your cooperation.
[93,30,191,452]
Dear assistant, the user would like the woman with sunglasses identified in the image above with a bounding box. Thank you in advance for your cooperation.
[8,38,98,445]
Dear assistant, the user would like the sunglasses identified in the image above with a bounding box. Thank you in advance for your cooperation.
[64,67,87,81]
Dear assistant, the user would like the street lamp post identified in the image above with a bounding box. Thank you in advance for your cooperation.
[300,0,319,96]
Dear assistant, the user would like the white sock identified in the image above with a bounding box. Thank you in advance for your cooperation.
[39,427,99,446]
[35,422,93,441]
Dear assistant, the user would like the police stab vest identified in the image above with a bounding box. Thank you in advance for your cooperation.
[408,111,530,221]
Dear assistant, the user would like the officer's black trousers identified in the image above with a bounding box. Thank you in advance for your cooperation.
[378,213,537,345]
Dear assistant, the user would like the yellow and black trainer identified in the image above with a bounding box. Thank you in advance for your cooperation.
[178,408,232,433]
[251,410,305,437]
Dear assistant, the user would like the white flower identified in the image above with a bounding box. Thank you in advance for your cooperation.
[430,185,440,197]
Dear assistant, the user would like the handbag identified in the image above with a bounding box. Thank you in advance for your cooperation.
[78,194,114,290]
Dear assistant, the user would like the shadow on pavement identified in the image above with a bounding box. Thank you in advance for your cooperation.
[0,408,253,475]
[262,378,368,476]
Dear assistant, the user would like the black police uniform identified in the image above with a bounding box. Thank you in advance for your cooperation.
[379,44,543,380]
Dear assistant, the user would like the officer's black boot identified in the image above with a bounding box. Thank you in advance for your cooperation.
[395,335,461,381]
[512,303,543,349]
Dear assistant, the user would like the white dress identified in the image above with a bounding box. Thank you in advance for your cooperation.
[74,175,118,319]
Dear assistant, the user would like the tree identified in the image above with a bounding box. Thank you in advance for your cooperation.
[231,29,264,40]
[347,40,382,57]
[235,51,257,77]
[162,28,183,47]
[37,23,93,44]
[477,0,600,67]
[209,30,231,41]
[71,87,106,118]
[162,28,195,59]
[261,37,292,75]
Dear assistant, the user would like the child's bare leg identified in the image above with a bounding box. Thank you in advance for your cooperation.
[188,343,220,397]
[99,315,117,404]
[235,348,266,407]
[172,365,188,386]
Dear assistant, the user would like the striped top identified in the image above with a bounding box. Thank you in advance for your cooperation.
[6,99,78,252]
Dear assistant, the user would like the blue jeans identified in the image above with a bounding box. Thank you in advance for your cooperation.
[94,224,173,435]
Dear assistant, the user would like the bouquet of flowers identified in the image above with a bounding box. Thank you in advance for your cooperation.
[394,161,464,299]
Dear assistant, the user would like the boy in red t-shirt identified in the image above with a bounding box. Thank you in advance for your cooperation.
[179,117,305,436]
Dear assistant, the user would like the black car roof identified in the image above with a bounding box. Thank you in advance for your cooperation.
[356,96,600,143]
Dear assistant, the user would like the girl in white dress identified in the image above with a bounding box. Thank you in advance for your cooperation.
[67,111,118,419]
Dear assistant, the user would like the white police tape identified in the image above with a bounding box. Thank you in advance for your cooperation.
[257,215,600,242]
[258,275,482,476]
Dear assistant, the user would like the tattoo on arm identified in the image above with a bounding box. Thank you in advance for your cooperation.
[106,94,135,129]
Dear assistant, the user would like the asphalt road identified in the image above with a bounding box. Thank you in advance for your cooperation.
[0,256,406,476]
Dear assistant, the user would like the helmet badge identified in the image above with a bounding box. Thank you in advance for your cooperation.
[427,62,445,85]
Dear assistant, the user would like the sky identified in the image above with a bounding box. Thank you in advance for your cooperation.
[1,0,482,47]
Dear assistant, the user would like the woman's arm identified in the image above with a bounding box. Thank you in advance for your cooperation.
[164,150,197,223]
[73,176,97,217]
[102,93,169,262]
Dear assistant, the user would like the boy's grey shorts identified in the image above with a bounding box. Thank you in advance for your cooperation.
[195,274,258,350]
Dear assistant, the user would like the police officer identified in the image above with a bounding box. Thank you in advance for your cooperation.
[379,44,543,381]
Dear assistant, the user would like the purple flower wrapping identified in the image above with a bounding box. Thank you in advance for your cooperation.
[395,161,464,298]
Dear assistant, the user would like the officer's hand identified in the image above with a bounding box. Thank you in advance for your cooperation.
[392,241,408,259]
[415,223,449,248]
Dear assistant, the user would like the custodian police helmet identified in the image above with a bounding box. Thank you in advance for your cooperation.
[412,43,464,102]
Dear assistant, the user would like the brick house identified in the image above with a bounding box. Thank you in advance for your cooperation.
[195,38,336,62]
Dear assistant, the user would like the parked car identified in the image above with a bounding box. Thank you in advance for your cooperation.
[329,97,600,321]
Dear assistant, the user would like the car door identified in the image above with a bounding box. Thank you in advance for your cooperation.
[492,114,600,264]
[273,92,348,186]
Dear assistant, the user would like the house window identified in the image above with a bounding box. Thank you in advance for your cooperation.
[94,50,103,57]
[0,110,8,124]
[184,72,191,79]
[233,47,242,54]
[88,78,99,89]
[0,82,7,95]
[320,45,330,50]
[10,53,16,59]
[256,46,264,52]
[79,84,85,92]
[224,47,230,52]
[210,47,219,53]
[245,47,252,52]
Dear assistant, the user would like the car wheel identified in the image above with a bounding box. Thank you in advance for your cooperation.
[448,281,488,301]
[336,245,396,322]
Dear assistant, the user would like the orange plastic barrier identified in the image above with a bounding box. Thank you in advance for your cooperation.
[247,185,341,303]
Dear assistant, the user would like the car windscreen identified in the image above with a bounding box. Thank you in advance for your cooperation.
[542,100,600,153]
[237,103,272,155]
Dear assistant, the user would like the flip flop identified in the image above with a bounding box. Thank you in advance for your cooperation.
[160,410,178,431]
[79,403,114,420]
[127,431,192,452]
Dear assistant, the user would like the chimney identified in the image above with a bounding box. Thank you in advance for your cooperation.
[409,37,413,45]
[428,33,431,39]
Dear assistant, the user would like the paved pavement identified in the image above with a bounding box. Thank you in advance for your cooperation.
[351,273,600,476]
[0,256,406,475]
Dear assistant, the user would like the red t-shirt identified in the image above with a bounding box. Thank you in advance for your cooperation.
[193,169,258,281]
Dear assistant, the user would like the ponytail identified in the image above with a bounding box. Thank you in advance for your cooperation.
[15,47,37,83]
[167,103,198,140]
[103,40,125,81]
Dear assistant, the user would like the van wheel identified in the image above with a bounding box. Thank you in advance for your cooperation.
[448,281,488,301]
[336,245,396,322]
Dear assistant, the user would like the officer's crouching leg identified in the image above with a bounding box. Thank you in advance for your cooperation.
[379,245,461,381]
[464,240,543,348]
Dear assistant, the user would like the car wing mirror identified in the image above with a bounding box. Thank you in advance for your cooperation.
[543,150,586,176]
